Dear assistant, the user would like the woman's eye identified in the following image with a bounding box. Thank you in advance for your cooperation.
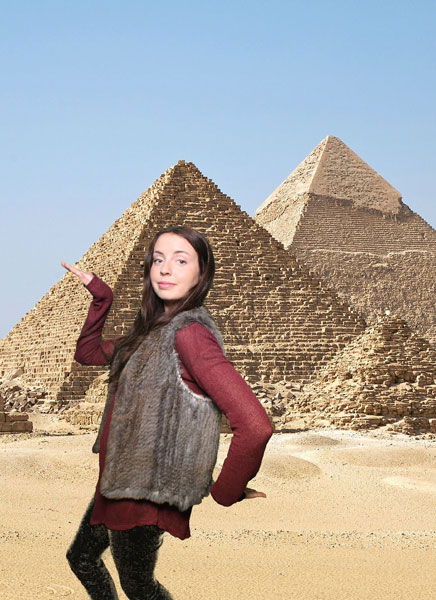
[153,257,185,264]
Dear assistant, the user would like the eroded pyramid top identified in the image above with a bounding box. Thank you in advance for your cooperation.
[256,136,402,217]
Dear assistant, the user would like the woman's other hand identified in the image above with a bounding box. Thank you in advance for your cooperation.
[244,487,267,499]
[61,261,94,286]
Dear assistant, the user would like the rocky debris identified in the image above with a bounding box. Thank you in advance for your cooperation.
[0,392,33,434]
[249,379,297,430]
[221,378,296,433]
[285,314,436,435]
[0,370,48,413]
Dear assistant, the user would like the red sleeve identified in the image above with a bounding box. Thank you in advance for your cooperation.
[175,322,273,507]
[74,273,119,366]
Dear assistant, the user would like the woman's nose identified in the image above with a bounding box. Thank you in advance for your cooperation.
[160,262,171,275]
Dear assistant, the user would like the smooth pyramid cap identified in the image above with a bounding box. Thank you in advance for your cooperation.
[256,136,402,216]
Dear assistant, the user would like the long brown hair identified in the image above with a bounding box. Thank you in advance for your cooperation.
[108,225,215,385]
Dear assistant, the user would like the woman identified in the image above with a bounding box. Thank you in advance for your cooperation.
[63,225,273,599]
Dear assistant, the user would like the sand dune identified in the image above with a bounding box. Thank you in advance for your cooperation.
[1,416,436,599]
[383,474,436,494]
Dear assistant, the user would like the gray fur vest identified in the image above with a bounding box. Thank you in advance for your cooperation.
[91,305,225,512]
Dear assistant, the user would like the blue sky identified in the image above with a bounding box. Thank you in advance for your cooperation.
[1,0,435,338]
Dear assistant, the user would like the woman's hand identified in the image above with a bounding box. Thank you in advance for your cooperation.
[61,261,95,286]
[244,487,267,499]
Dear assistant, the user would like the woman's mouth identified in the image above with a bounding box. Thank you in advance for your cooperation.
[158,282,176,288]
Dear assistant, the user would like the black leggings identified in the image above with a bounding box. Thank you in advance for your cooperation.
[66,497,174,599]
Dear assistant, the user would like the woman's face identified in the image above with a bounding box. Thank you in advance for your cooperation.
[150,233,201,312]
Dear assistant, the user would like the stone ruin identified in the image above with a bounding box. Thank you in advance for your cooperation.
[254,135,436,343]
[285,314,436,435]
[1,366,47,413]
[0,391,33,435]
[0,160,365,431]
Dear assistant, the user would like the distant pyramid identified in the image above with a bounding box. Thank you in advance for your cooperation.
[287,314,436,435]
[255,136,436,342]
[257,136,402,233]
[0,160,365,417]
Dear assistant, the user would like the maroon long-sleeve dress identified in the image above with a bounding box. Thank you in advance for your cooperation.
[74,274,273,540]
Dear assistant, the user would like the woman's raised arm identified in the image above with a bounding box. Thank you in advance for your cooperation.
[61,262,117,366]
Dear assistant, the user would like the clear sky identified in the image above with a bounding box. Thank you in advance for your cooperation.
[1,0,435,338]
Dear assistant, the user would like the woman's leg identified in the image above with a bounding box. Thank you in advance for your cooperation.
[109,524,174,600]
[66,497,119,599]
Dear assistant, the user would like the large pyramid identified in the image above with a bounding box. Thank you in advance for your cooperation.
[286,314,436,435]
[254,136,436,342]
[0,161,365,417]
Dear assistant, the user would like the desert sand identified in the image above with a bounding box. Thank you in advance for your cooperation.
[1,415,435,600]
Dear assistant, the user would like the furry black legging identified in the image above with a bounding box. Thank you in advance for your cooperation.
[66,497,174,599]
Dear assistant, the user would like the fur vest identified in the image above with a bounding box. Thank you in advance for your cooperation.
[91,305,225,512]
